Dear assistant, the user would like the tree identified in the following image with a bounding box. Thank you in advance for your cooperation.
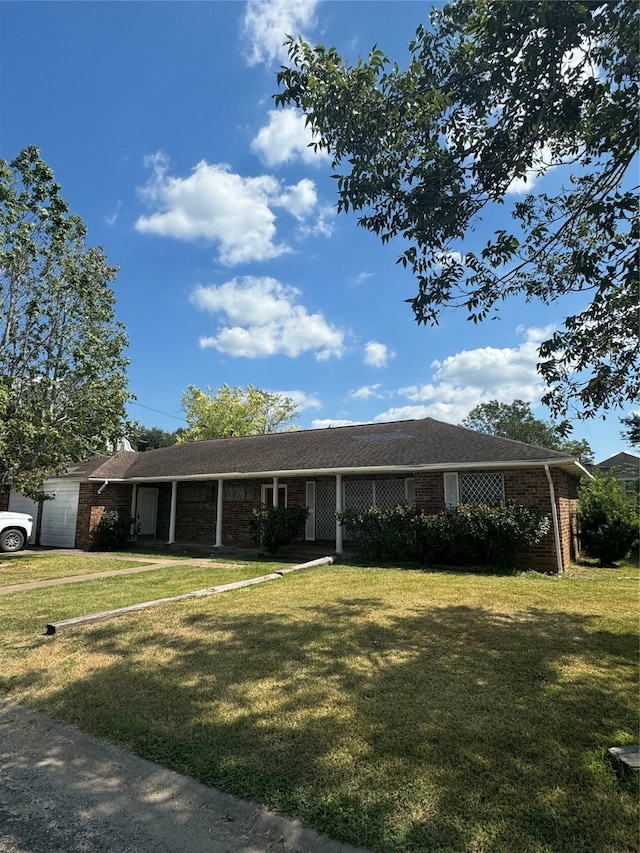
[462,399,593,462]
[130,422,178,451]
[0,147,130,498]
[178,384,299,441]
[620,412,640,446]
[578,472,639,565]
[276,0,639,421]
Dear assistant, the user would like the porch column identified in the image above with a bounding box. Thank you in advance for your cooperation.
[214,478,224,548]
[130,484,138,540]
[272,476,279,507]
[335,473,343,554]
[168,480,178,544]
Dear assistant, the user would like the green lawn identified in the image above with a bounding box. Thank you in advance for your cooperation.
[1,555,638,853]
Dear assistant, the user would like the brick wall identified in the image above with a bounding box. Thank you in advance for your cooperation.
[35,465,580,566]
[414,472,445,513]
[76,482,134,550]
[415,466,580,571]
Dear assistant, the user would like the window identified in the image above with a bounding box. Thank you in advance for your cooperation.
[261,484,287,508]
[343,478,413,511]
[444,472,505,507]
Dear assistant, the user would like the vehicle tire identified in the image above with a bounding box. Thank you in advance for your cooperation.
[0,528,25,553]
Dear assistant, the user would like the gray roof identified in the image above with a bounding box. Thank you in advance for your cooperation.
[596,451,640,477]
[70,418,585,483]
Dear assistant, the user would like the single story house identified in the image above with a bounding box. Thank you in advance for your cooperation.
[2,417,590,571]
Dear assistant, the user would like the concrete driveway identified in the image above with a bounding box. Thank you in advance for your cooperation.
[0,700,370,853]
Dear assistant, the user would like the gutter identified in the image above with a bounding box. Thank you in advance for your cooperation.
[544,464,564,574]
[87,458,586,485]
[97,480,110,495]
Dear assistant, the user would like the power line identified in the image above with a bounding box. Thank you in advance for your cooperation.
[129,401,187,423]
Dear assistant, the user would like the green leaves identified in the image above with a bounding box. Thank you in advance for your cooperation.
[578,473,639,565]
[461,399,594,462]
[275,0,639,419]
[0,147,131,498]
[178,383,299,442]
[249,505,309,556]
[338,502,551,568]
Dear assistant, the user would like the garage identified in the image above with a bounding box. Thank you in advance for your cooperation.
[40,481,80,548]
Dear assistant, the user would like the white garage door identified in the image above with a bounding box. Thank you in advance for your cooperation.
[40,481,80,547]
[8,493,38,544]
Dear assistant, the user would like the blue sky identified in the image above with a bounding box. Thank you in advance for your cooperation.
[0,0,634,463]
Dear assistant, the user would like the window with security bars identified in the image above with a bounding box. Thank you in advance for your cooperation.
[344,480,374,511]
[343,479,409,512]
[459,472,505,505]
[374,479,407,508]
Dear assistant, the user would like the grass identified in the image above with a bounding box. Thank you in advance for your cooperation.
[1,553,638,853]
[0,552,157,586]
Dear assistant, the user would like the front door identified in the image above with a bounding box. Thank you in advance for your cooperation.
[137,487,158,536]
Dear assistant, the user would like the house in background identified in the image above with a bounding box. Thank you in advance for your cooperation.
[1,418,590,571]
[594,451,640,496]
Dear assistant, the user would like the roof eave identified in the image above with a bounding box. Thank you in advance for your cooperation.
[88,456,586,484]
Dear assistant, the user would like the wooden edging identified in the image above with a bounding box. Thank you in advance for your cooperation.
[44,556,334,635]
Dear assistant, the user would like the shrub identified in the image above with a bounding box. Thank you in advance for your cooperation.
[578,473,639,565]
[338,504,422,561]
[90,508,135,551]
[250,505,309,556]
[339,503,550,567]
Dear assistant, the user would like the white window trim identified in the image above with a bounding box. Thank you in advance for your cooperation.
[261,484,288,508]
[443,472,459,507]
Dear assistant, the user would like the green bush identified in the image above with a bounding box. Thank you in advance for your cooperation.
[339,503,550,567]
[337,504,422,561]
[578,473,639,565]
[250,505,309,556]
[90,508,135,551]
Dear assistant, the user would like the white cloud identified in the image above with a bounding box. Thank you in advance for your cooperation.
[275,177,317,220]
[375,327,552,424]
[191,276,345,360]
[364,341,395,368]
[252,109,330,167]
[242,0,318,66]
[351,384,383,400]
[351,271,374,285]
[281,389,322,410]
[135,154,321,265]
[505,144,560,195]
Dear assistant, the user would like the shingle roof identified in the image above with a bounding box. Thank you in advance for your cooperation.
[74,418,584,483]
[596,451,640,477]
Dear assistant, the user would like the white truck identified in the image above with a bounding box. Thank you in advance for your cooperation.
[0,511,33,553]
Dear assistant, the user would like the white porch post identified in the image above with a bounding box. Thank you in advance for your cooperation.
[130,484,138,539]
[335,473,343,554]
[272,476,279,507]
[168,481,177,544]
[214,478,224,548]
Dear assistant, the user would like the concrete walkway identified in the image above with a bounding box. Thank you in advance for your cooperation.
[0,700,371,853]
[0,556,239,596]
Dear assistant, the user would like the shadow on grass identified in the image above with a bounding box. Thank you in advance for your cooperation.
[29,599,639,853]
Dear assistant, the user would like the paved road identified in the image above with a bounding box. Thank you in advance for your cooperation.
[0,701,370,853]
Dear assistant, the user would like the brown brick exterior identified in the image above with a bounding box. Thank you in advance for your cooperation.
[414,467,580,571]
[4,463,580,570]
[75,482,134,550]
